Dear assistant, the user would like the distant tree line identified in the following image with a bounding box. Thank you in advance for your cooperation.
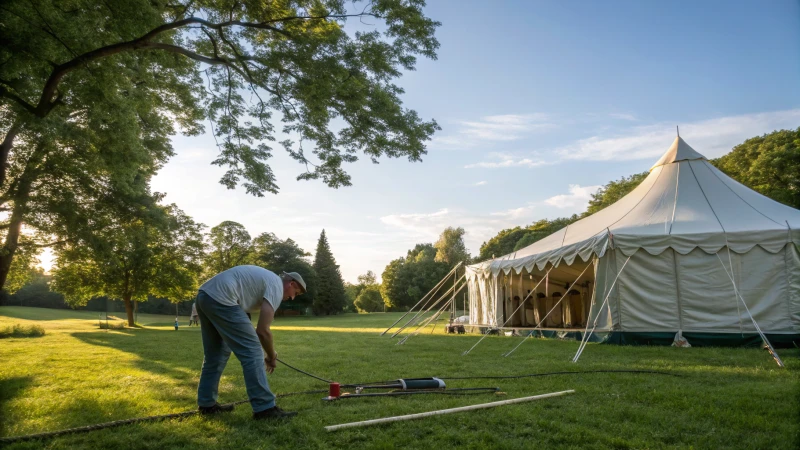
[3,220,349,324]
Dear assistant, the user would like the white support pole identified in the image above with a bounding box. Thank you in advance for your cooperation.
[391,273,466,338]
[572,255,632,363]
[503,263,592,357]
[715,253,784,368]
[381,262,462,336]
[324,390,575,432]
[462,267,553,356]
[397,284,466,345]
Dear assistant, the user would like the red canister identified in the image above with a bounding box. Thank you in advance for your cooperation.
[329,382,341,398]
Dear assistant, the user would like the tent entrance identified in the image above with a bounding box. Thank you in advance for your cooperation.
[496,258,595,330]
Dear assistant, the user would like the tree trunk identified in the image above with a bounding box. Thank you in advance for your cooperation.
[0,140,45,291]
[123,295,135,327]
[0,121,22,189]
[0,210,24,290]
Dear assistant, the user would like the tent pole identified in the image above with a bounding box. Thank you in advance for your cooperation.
[393,274,467,338]
[462,267,553,356]
[572,255,632,363]
[381,262,461,336]
[715,253,784,368]
[398,283,467,344]
[503,263,592,357]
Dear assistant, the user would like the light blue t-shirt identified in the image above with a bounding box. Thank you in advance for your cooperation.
[200,265,283,313]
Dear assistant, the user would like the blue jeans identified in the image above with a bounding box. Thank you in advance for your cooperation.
[196,290,275,412]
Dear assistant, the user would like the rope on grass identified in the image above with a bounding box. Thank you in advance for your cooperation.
[0,357,329,446]
[0,390,329,446]
[277,358,332,383]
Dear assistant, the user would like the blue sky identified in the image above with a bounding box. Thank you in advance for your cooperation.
[143,0,800,283]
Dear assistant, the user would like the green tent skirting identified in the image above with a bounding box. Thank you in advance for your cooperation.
[515,329,800,348]
[604,331,800,348]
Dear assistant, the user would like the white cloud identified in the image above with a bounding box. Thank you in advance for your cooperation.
[474,181,487,186]
[490,205,536,220]
[432,113,555,149]
[544,184,602,209]
[380,209,451,237]
[379,180,606,262]
[557,109,800,162]
[608,113,638,121]
[460,114,554,141]
[465,151,550,169]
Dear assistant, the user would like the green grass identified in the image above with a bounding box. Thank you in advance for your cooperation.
[0,306,798,449]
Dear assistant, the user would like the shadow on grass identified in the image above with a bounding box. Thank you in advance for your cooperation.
[72,330,202,386]
[0,376,32,436]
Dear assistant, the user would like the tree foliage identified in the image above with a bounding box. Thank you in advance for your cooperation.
[583,172,648,217]
[0,0,440,293]
[251,232,316,309]
[477,217,577,261]
[312,229,346,315]
[380,243,449,310]
[3,237,42,294]
[0,0,440,194]
[204,221,253,277]
[714,127,800,209]
[433,226,470,265]
[348,270,381,313]
[51,203,204,326]
[354,286,384,313]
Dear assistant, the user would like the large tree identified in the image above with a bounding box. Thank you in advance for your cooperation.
[204,221,253,277]
[311,229,346,315]
[250,231,316,309]
[52,203,204,326]
[0,0,440,291]
[433,226,470,266]
[380,243,449,310]
[714,127,800,210]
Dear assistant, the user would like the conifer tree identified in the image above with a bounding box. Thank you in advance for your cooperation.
[312,230,347,315]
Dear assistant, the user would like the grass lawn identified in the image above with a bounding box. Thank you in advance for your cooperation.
[0,306,798,449]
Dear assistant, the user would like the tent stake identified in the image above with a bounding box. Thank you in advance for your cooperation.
[324,390,575,432]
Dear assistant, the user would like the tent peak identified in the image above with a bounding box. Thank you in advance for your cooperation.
[650,136,706,171]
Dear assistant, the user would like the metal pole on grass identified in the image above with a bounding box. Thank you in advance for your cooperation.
[325,390,575,431]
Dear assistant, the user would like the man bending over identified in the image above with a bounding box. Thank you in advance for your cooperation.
[195,265,306,420]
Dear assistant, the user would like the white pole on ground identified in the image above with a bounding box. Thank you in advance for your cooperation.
[324,390,576,432]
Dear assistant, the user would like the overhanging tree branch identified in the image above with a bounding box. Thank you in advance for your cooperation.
[31,13,376,118]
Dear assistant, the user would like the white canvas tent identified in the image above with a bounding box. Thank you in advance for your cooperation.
[465,136,800,346]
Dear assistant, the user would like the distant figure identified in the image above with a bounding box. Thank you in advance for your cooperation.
[190,302,199,326]
[174,317,179,330]
[195,265,306,420]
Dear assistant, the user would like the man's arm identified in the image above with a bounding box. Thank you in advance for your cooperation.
[256,300,278,374]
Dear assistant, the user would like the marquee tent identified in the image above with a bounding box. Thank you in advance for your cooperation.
[465,136,800,348]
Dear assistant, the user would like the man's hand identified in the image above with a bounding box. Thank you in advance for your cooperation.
[265,352,278,374]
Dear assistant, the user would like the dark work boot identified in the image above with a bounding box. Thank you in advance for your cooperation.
[199,403,235,415]
[253,405,297,420]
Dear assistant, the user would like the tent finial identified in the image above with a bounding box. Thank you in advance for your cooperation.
[676,125,680,137]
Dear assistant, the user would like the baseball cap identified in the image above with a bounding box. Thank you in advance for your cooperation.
[282,272,307,293]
